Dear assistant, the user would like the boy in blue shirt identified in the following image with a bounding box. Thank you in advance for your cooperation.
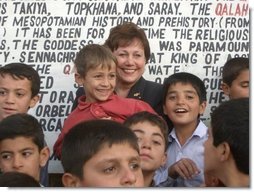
[154,72,208,187]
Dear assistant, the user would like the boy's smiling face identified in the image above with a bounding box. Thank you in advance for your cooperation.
[163,82,206,127]
[78,63,116,103]
[0,74,39,121]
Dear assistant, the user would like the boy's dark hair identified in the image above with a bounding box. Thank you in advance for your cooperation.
[74,44,117,78]
[0,63,40,97]
[61,119,139,179]
[222,57,249,87]
[162,72,207,104]
[211,98,249,174]
[0,113,44,151]
[0,171,41,187]
[124,111,169,150]
[104,22,151,63]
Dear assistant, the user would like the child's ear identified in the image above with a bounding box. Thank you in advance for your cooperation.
[199,101,207,115]
[218,142,230,162]
[221,82,230,96]
[62,173,81,187]
[75,73,84,86]
[29,95,40,108]
[39,146,50,167]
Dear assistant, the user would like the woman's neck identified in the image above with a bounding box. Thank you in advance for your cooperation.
[115,82,134,98]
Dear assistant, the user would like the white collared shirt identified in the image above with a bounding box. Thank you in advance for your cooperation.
[154,120,208,187]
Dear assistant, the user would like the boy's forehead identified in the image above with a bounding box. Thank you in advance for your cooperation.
[83,142,141,176]
[0,73,23,79]
[101,141,136,149]
[98,141,138,154]
[237,69,249,79]
[130,121,164,136]
[0,73,31,83]
[168,82,197,92]
[0,75,32,90]
[89,62,116,71]
[0,136,38,150]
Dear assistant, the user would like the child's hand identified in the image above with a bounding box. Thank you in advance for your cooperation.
[168,158,200,180]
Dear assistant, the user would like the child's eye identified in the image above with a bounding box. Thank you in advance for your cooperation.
[130,162,140,170]
[104,166,116,174]
[94,75,102,79]
[136,137,142,143]
[1,154,11,160]
[168,95,176,100]
[241,82,249,88]
[109,74,116,79]
[0,90,7,96]
[133,133,142,143]
[153,140,162,145]
[186,95,194,100]
[22,151,32,158]
[16,93,25,97]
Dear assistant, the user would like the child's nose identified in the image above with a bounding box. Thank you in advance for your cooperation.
[5,93,15,103]
[120,167,137,186]
[101,77,110,86]
[176,96,185,104]
[12,155,23,169]
[141,139,151,149]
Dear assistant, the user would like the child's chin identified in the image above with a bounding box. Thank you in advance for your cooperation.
[97,97,109,102]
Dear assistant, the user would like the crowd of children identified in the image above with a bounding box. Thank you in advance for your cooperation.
[0,22,250,187]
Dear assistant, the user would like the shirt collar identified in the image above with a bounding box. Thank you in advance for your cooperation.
[168,120,208,142]
[77,94,115,110]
